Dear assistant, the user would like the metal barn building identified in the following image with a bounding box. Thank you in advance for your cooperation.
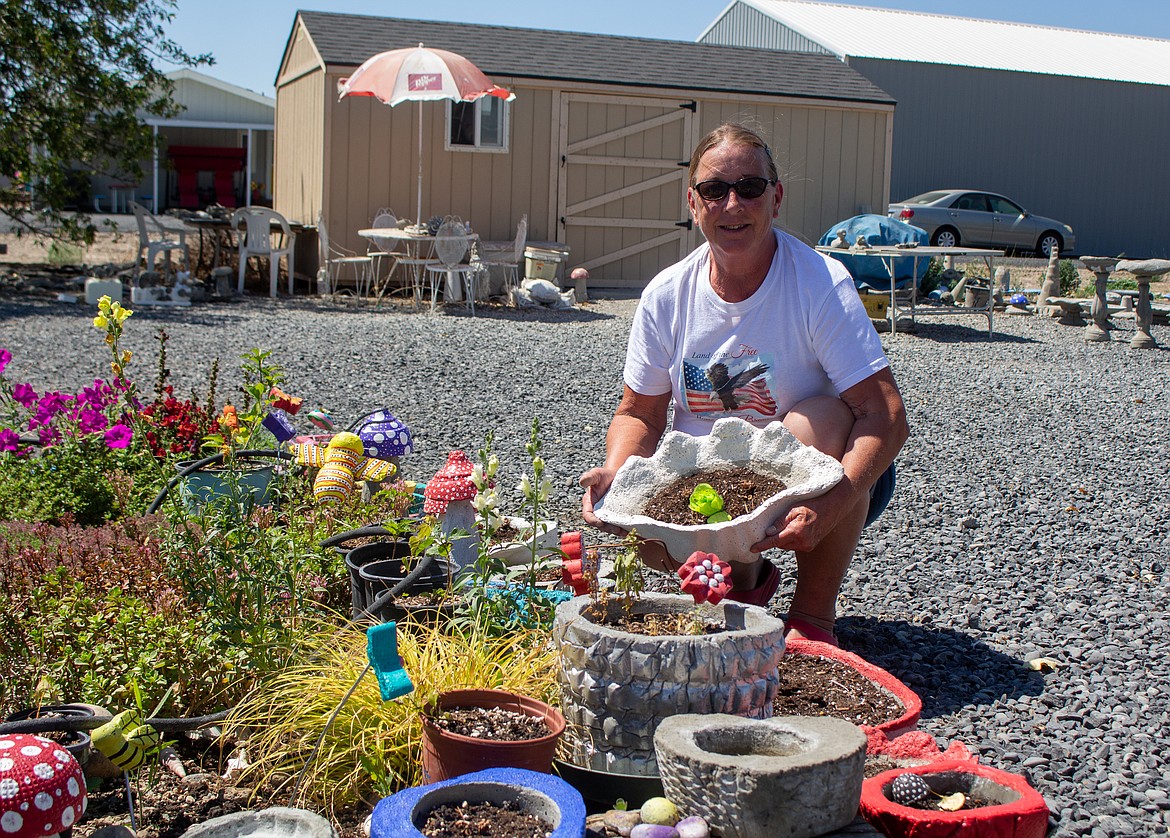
[275,12,895,287]
[700,0,1170,258]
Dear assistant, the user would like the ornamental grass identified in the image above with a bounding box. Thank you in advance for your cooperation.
[228,618,559,812]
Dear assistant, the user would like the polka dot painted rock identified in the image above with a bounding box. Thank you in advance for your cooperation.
[0,734,86,838]
[354,410,414,459]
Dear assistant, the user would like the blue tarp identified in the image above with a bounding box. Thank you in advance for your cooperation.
[817,215,929,291]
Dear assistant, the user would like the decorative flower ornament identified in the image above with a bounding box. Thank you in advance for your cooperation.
[291,431,396,503]
[0,733,87,838]
[269,387,302,414]
[689,483,731,523]
[678,550,733,605]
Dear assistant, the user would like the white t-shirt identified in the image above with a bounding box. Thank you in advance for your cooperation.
[623,228,889,436]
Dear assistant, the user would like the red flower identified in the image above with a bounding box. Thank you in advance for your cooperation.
[678,551,733,605]
[270,387,302,415]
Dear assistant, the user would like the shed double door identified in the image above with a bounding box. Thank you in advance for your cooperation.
[557,93,697,289]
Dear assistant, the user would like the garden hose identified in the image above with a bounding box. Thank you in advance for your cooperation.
[0,708,232,736]
[145,448,293,515]
[357,548,443,622]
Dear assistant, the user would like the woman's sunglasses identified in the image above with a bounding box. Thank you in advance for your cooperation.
[692,176,775,202]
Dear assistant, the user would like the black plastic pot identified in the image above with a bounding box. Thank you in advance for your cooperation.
[552,758,664,815]
[4,705,103,766]
[356,546,452,624]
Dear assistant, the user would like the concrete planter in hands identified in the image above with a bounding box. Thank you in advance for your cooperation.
[593,417,843,564]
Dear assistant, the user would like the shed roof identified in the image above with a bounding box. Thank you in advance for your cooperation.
[716,0,1170,87]
[292,10,894,105]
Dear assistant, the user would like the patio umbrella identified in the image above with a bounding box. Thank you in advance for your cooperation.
[338,43,515,224]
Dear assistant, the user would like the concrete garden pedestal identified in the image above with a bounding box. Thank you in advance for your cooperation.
[1079,256,1119,342]
[1116,259,1170,349]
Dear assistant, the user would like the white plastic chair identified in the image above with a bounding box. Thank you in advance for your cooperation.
[317,212,374,298]
[233,207,294,297]
[480,214,527,303]
[424,217,482,314]
[130,201,190,280]
[367,209,401,299]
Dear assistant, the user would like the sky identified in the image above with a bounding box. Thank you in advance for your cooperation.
[164,0,1170,99]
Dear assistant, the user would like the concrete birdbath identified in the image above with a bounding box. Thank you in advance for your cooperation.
[1079,255,1119,342]
[1116,259,1170,348]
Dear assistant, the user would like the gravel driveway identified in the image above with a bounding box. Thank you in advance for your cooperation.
[1,293,1168,836]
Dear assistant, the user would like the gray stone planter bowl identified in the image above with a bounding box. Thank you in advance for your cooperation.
[655,713,867,838]
[593,417,843,563]
[179,808,336,838]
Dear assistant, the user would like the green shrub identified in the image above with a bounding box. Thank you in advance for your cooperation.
[1059,259,1081,296]
[0,573,232,716]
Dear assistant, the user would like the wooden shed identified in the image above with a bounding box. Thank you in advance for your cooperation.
[275,12,894,288]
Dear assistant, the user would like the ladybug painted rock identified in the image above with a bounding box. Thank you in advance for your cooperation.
[890,772,932,807]
[0,733,87,838]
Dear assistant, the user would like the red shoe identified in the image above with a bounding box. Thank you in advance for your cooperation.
[725,561,780,607]
[785,615,839,647]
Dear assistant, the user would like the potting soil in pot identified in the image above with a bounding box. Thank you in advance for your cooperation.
[641,467,786,524]
[774,654,904,727]
[427,706,550,741]
[421,800,551,838]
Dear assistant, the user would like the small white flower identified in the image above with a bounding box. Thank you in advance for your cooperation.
[518,473,533,498]
[538,478,552,502]
[486,454,499,478]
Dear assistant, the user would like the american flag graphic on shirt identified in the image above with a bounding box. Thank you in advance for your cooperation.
[682,360,778,416]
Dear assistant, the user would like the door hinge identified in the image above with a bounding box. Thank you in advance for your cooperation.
[675,219,693,230]
[678,100,697,112]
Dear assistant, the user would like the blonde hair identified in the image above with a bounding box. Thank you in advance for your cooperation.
[688,123,779,186]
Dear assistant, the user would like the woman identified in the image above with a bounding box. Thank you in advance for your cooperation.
[580,123,909,646]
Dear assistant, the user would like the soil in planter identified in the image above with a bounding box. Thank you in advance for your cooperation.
[582,597,723,636]
[898,791,995,811]
[427,705,550,741]
[421,799,552,838]
[774,654,904,727]
[642,467,786,525]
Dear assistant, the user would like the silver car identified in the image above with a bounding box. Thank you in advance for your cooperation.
[888,190,1075,257]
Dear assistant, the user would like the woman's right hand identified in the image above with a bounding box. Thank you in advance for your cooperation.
[579,466,626,535]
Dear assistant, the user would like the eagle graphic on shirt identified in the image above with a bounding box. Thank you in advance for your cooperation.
[682,358,777,416]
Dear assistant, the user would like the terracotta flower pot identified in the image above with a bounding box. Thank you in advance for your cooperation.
[786,637,922,741]
[860,760,1050,838]
[420,688,565,783]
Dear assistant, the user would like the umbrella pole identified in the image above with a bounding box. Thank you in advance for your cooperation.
[416,100,423,224]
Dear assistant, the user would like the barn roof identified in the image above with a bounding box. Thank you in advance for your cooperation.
[713,0,1170,86]
[293,10,895,105]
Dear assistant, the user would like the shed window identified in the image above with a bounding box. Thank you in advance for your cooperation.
[447,98,508,152]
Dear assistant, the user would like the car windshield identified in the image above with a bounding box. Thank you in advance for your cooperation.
[901,191,952,205]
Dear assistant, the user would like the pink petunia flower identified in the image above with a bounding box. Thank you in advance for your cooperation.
[104,423,133,449]
[37,425,60,447]
[0,348,10,374]
[37,391,69,417]
[12,383,37,408]
[76,407,109,434]
[0,428,25,454]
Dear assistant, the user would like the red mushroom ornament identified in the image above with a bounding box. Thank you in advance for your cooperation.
[0,734,87,838]
[423,451,480,570]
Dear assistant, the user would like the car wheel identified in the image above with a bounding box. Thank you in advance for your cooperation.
[931,227,959,248]
[1037,232,1063,258]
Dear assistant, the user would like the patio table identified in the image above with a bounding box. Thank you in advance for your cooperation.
[359,227,479,307]
[816,245,1003,337]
